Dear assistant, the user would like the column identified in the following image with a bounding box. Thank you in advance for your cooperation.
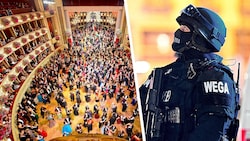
[34,0,45,12]
[64,10,73,47]
[115,8,123,32]
[114,8,123,44]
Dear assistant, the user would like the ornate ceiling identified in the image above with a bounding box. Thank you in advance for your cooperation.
[62,0,124,6]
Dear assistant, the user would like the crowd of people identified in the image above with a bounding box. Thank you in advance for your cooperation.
[0,48,51,140]
[16,22,142,141]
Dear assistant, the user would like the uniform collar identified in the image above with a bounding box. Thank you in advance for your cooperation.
[203,53,223,63]
[177,49,223,63]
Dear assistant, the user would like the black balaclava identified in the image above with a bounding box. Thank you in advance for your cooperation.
[172,23,212,59]
[172,29,192,53]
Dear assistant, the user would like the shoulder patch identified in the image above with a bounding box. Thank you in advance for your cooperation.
[203,81,229,94]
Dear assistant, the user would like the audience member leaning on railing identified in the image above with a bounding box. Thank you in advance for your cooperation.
[0,1,32,17]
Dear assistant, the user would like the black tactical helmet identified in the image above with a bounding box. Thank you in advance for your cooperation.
[176,4,226,52]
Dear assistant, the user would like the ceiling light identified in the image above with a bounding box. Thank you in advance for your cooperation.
[43,0,55,4]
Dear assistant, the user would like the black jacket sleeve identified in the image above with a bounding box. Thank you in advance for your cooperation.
[186,67,237,141]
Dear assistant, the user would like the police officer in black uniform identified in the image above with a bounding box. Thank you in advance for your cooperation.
[139,4,239,141]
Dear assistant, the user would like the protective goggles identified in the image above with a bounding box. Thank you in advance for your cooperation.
[181,4,225,45]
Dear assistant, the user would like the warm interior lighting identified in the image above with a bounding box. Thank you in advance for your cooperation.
[157,33,170,54]
[135,61,150,73]
[43,0,55,4]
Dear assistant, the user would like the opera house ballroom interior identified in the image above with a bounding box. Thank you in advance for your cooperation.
[0,0,142,140]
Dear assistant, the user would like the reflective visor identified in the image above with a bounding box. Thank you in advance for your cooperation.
[181,4,225,45]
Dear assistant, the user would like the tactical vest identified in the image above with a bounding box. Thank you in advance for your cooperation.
[156,59,238,141]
